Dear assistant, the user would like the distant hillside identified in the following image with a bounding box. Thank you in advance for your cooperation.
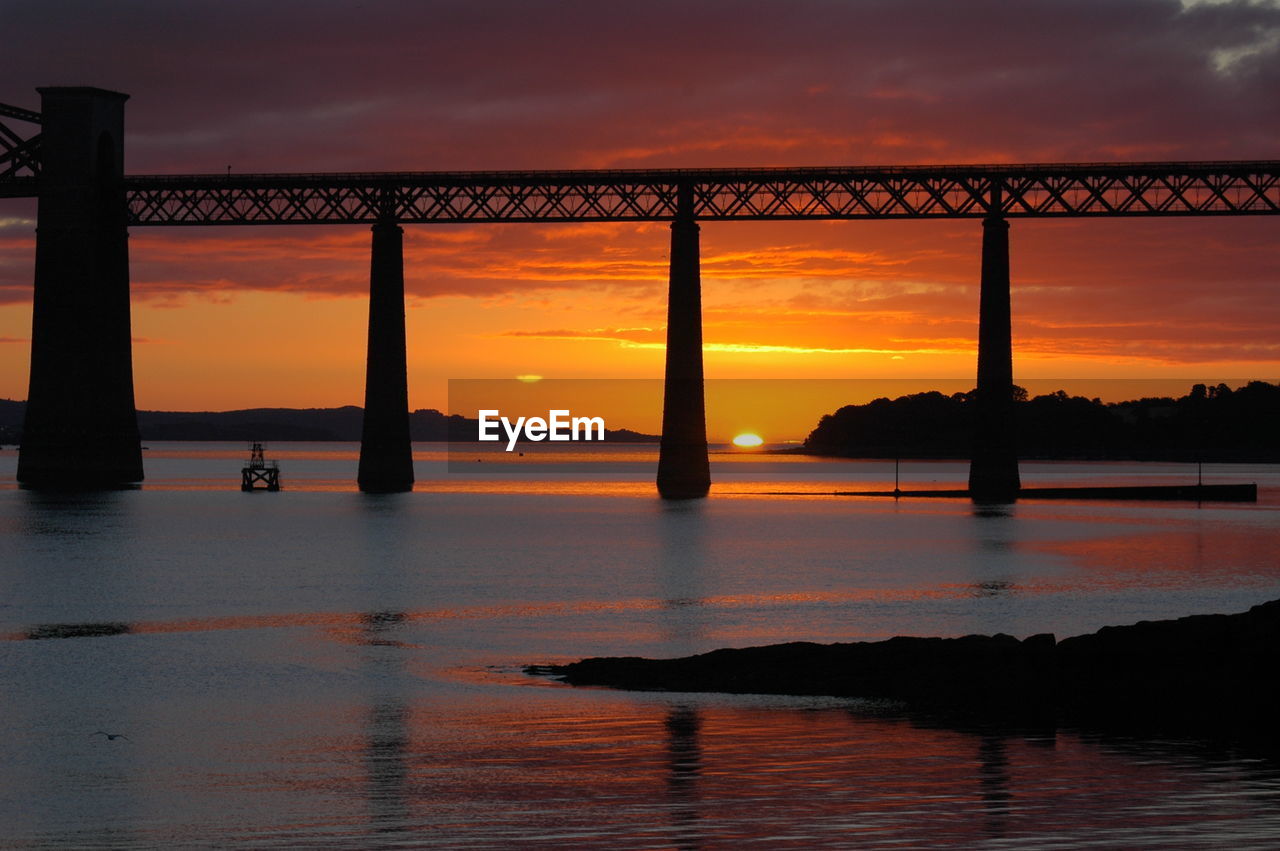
[0,401,657,443]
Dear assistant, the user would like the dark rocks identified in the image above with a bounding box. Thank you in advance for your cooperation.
[25,621,133,640]
[532,600,1280,730]
[1053,600,1280,727]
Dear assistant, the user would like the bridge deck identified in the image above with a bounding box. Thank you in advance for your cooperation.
[7,161,1280,224]
[121,161,1280,225]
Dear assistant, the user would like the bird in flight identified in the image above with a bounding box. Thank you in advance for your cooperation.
[92,731,129,741]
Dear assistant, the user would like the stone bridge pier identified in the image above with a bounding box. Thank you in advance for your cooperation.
[656,182,711,499]
[357,219,414,493]
[18,87,142,487]
[968,210,1021,502]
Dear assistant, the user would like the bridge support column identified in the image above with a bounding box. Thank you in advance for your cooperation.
[657,183,710,499]
[357,221,414,493]
[968,214,1020,502]
[18,87,142,487]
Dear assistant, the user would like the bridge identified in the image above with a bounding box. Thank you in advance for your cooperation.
[118,161,1280,225]
[3,87,1278,498]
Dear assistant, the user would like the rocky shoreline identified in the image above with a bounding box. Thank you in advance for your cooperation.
[530,600,1280,732]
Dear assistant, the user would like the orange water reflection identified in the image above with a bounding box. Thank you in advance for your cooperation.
[263,694,1279,847]
[1025,524,1280,583]
[5,586,966,646]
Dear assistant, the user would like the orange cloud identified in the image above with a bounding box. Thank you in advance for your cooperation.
[3,0,1280,410]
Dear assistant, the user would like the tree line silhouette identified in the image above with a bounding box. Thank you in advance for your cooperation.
[2,383,1276,459]
[803,381,1280,461]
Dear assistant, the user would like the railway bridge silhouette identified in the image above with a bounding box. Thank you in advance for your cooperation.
[3,88,1278,498]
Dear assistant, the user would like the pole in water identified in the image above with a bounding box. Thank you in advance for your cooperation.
[894,457,901,497]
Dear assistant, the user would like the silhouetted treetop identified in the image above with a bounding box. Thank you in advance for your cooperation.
[803,382,1280,461]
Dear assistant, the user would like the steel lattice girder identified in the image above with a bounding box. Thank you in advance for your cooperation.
[4,161,1277,222]
[118,162,1280,225]
[0,101,42,187]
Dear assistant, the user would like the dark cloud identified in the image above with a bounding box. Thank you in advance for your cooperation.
[3,0,1277,171]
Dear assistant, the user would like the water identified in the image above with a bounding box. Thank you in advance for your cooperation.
[2,444,1279,848]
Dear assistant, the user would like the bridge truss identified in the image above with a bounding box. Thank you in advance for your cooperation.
[117,162,1280,226]
[0,101,42,195]
[2,104,1277,226]
[2,96,1278,223]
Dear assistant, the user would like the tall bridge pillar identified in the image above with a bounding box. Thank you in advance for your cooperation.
[18,87,142,487]
[968,214,1021,502]
[357,220,414,493]
[657,183,710,499]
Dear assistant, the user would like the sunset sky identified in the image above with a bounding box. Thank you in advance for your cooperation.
[2,0,1278,436]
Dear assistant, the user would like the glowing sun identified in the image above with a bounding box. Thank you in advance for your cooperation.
[732,432,764,448]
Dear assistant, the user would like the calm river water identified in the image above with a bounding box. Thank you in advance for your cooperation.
[2,443,1279,848]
